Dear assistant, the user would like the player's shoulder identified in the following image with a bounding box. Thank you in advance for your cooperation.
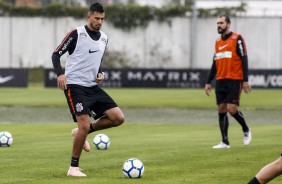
[64,28,78,38]
[100,30,108,44]
[216,36,221,42]
[100,30,107,38]
[76,26,86,33]
[231,32,242,40]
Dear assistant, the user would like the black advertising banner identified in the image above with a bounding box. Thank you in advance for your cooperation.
[44,68,282,89]
[44,68,208,88]
[0,68,28,87]
[248,70,282,88]
[100,69,208,88]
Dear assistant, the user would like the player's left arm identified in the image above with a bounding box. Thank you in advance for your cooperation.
[237,35,251,93]
[205,55,217,96]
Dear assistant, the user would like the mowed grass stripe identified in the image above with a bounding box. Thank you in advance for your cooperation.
[0,87,281,109]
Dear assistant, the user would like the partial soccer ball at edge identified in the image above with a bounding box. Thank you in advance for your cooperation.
[0,131,13,147]
[93,133,110,150]
[122,158,145,178]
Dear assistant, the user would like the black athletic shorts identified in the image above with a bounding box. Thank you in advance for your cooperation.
[215,79,243,106]
[64,84,118,122]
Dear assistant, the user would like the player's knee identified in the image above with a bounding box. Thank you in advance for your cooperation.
[77,115,91,132]
[217,104,227,112]
[84,123,91,131]
[227,107,237,114]
[226,103,238,113]
[113,114,125,127]
[78,123,90,133]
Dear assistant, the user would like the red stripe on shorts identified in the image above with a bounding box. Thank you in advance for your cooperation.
[67,88,75,113]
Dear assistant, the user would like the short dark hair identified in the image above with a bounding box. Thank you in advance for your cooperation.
[219,15,231,24]
[89,3,104,13]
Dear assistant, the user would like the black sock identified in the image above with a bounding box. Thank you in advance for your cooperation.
[248,177,260,184]
[71,157,79,167]
[88,123,95,134]
[231,111,249,132]
[219,112,229,145]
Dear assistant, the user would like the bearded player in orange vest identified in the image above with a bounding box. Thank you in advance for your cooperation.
[205,15,252,149]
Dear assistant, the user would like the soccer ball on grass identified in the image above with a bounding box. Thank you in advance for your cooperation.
[93,133,110,150]
[0,131,13,147]
[122,158,144,178]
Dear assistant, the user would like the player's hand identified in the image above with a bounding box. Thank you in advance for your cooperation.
[96,72,105,84]
[205,84,212,96]
[243,81,252,94]
[57,74,67,90]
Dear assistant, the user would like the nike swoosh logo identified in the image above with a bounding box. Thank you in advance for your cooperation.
[0,75,14,84]
[219,44,228,50]
[89,49,99,53]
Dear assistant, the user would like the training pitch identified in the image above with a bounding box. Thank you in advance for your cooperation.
[0,87,281,184]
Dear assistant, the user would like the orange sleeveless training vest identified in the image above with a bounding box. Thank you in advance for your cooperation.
[214,32,243,80]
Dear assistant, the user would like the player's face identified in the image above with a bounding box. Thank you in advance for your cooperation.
[217,17,229,34]
[87,12,105,31]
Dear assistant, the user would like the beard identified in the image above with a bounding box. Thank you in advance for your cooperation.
[217,26,227,34]
[90,23,101,31]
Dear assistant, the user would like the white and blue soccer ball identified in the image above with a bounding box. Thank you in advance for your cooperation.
[0,131,13,147]
[93,133,110,150]
[122,158,144,178]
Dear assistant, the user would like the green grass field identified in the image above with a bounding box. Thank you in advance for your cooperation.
[0,87,282,109]
[0,87,282,184]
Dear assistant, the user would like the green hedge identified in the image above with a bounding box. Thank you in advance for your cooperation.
[0,2,246,29]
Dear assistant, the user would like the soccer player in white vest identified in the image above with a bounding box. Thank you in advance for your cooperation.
[51,3,124,177]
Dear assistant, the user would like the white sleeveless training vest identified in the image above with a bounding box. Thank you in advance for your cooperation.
[65,26,108,87]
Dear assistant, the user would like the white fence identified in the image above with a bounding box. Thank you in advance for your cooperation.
[0,16,281,69]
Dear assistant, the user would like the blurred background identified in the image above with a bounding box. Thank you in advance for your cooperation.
[0,0,281,88]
